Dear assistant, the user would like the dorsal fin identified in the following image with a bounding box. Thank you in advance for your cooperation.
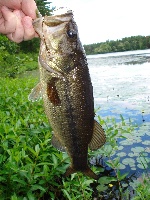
[89,120,106,151]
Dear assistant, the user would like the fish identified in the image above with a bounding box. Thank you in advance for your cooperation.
[29,8,106,180]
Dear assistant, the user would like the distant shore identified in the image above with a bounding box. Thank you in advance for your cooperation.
[84,35,150,55]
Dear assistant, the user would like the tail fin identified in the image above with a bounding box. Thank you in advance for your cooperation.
[64,166,99,180]
[82,167,99,180]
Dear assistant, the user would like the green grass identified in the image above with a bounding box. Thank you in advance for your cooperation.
[0,50,38,78]
[0,76,149,199]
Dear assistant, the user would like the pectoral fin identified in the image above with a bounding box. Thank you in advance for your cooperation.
[51,134,66,152]
[89,120,106,151]
[28,82,42,102]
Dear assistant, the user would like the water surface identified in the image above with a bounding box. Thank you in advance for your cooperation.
[87,49,150,174]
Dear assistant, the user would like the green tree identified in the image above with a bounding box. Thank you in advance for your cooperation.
[117,42,125,52]
[35,0,53,16]
[95,43,111,54]
[124,41,131,51]
[84,35,150,55]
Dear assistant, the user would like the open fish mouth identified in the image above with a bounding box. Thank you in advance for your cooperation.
[33,9,79,76]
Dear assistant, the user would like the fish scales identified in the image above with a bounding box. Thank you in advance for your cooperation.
[29,9,106,179]
[41,53,93,155]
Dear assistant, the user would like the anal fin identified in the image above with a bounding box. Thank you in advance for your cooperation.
[51,134,66,152]
[89,120,106,151]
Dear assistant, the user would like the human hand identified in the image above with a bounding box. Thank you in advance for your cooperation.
[0,0,37,43]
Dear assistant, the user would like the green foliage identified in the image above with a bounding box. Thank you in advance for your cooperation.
[130,174,150,200]
[0,48,38,78]
[0,77,149,199]
[0,34,19,54]
[35,0,53,16]
[84,35,150,55]
[19,38,40,54]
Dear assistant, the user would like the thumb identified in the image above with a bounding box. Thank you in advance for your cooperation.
[22,0,37,19]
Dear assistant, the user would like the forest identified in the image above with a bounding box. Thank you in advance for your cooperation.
[84,35,150,55]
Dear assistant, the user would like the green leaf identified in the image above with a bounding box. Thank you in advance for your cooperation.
[113,157,120,167]
[11,194,18,200]
[35,144,40,155]
[27,147,37,157]
[117,171,128,181]
[27,191,35,200]
[52,154,58,168]
[34,173,45,179]
[30,184,46,192]
[12,178,27,186]
[37,162,52,166]
[62,189,72,200]
[98,176,117,184]
[105,160,114,168]
[96,184,108,192]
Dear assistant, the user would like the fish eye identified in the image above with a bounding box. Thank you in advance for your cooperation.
[67,30,77,38]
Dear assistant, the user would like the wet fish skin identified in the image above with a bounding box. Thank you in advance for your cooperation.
[29,10,106,179]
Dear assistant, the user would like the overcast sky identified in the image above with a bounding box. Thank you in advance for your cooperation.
[50,0,150,45]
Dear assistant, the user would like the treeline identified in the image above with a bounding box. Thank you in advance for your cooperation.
[84,35,150,55]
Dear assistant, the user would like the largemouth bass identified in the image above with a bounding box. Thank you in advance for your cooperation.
[29,9,106,179]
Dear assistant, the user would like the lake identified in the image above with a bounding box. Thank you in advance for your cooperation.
[87,49,150,175]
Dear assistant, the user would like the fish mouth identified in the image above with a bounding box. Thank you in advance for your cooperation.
[43,10,73,27]
[33,8,73,34]
[33,8,78,76]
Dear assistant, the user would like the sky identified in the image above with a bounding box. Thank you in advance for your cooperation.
[50,0,150,45]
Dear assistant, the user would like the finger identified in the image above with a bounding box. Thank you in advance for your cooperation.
[0,0,21,10]
[7,10,24,43]
[22,16,36,41]
[22,0,37,19]
[0,6,16,34]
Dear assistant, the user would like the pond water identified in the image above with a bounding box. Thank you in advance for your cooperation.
[87,49,150,175]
